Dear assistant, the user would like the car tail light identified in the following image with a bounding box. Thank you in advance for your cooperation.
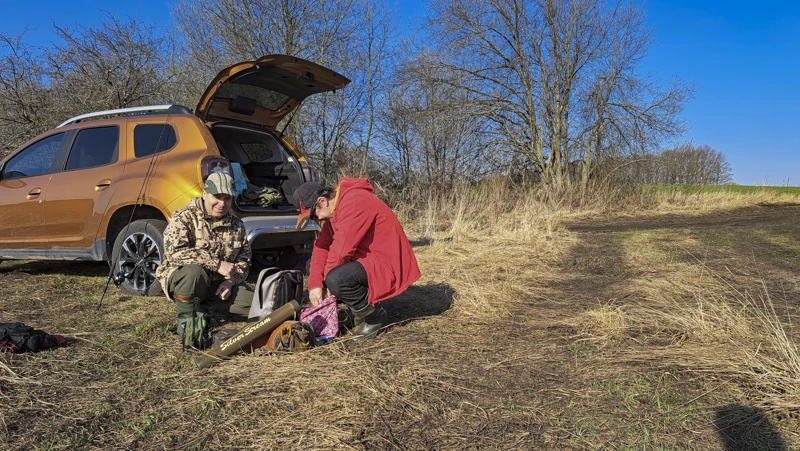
[201,156,231,181]
[303,165,318,182]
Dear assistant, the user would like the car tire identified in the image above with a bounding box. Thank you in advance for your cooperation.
[111,219,167,297]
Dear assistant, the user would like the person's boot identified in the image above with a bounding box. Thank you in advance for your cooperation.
[350,304,388,341]
[174,298,196,346]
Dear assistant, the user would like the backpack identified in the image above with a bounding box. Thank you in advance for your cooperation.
[0,322,65,354]
[248,267,304,322]
[177,312,212,351]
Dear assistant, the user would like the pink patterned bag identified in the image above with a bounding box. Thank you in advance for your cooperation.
[300,296,339,338]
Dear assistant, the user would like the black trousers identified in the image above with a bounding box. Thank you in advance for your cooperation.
[325,261,370,312]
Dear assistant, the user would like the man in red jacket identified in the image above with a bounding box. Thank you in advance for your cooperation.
[293,178,421,340]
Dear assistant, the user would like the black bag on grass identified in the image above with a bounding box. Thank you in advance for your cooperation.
[0,322,65,354]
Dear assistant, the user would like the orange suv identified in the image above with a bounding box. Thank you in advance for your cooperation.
[0,55,349,296]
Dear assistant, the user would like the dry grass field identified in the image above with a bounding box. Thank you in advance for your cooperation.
[1,185,799,450]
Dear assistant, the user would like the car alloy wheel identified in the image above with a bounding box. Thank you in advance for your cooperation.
[112,219,167,297]
[119,232,161,294]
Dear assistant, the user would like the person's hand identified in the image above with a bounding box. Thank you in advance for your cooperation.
[217,261,237,280]
[309,287,325,306]
[216,280,233,301]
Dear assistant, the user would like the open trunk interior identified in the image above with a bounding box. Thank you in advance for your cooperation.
[211,124,304,213]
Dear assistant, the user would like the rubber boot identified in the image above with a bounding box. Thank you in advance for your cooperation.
[350,304,388,341]
[174,297,197,348]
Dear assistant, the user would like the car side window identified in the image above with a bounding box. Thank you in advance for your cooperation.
[134,124,177,158]
[65,126,119,171]
[240,135,285,163]
[2,133,65,180]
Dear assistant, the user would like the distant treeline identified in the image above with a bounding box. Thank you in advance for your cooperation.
[0,0,732,192]
[656,184,800,195]
[616,144,732,185]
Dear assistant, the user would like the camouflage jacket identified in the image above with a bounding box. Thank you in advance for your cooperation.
[156,198,251,296]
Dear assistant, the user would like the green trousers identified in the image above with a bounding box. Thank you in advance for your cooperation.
[168,264,253,319]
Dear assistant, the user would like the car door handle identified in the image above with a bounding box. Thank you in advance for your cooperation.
[27,188,41,199]
[95,179,112,191]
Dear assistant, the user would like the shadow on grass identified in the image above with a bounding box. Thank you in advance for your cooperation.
[383,283,455,324]
[558,203,800,310]
[715,405,787,451]
[409,237,433,247]
[409,237,452,247]
[0,260,109,277]
[549,227,629,310]
[564,204,800,233]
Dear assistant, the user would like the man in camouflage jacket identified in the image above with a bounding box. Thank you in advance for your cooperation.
[156,173,254,325]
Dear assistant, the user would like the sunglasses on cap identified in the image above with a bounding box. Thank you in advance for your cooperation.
[295,190,326,230]
[304,202,320,226]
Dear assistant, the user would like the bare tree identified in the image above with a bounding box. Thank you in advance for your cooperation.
[170,0,395,181]
[617,143,733,185]
[0,31,52,156]
[169,0,368,103]
[375,54,495,191]
[424,0,693,191]
[48,13,171,113]
[376,93,416,186]
[659,144,732,185]
[353,2,395,176]
[0,15,170,157]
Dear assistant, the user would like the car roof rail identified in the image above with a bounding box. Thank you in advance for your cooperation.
[57,104,193,128]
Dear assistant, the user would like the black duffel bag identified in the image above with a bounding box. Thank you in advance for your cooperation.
[0,322,65,354]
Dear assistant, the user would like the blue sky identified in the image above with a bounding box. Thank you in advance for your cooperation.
[642,0,800,185]
[2,0,798,185]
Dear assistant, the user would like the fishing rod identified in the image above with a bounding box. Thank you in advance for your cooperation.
[96,110,174,310]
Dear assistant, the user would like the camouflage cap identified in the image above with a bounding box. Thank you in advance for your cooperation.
[204,172,236,196]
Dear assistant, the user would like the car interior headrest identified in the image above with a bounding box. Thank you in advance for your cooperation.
[229,96,257,116]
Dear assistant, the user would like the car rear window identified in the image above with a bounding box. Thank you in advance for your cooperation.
[134,124,177,158]
[65,126,119,170]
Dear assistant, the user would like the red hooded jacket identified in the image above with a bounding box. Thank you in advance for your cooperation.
[308,178,421,305]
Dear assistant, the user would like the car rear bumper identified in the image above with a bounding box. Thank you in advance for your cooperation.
[240,215,319,252]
